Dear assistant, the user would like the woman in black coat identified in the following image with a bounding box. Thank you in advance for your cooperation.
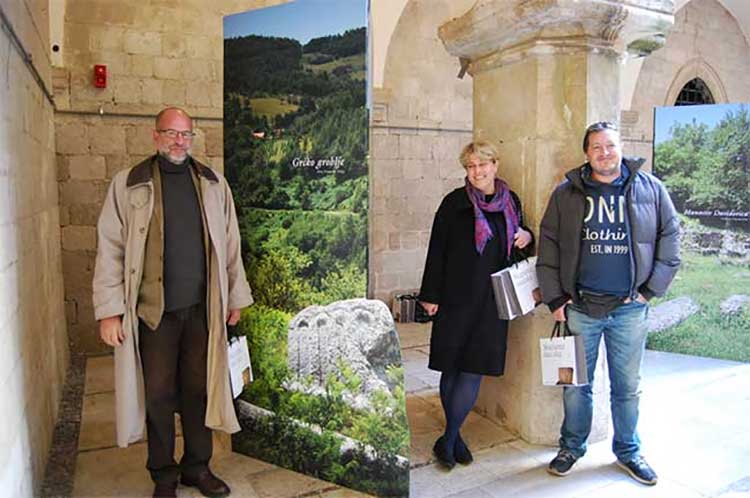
[419,140,533,468]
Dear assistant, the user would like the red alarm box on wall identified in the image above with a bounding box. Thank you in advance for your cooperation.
[93,65,107,88]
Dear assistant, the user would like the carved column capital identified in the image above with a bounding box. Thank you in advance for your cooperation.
[438,0,674,75]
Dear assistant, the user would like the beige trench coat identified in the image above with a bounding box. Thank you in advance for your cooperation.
[92,155,253,448]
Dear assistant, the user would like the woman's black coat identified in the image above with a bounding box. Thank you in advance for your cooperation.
[419,187,530,307]
[418,186,533,375]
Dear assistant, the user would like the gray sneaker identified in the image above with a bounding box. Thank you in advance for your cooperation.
[617,455,658,485]
[547,449,579,476]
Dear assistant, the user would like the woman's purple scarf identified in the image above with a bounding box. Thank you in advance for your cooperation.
[465,177,519,256]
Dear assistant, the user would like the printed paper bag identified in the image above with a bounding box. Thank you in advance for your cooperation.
[539,322,588,386]
[490,269,514,319]
[228,335,253,398]
[491,256,541,320]
[507,256,541,315]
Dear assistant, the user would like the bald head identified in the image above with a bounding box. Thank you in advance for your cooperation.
[155,107,192,129]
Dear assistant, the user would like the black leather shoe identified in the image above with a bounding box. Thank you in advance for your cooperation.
[181,469,231,497]
[152,481,177,498]
[454,434,473,464]
[432,436,456,469]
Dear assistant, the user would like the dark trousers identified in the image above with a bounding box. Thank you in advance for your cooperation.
[139,303,212,485]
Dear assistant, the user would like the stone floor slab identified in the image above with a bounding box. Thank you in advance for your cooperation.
[401,348,430,369]
[406,395,444,435]
[78,392,117,451]
[245,467,335,498]
[460,411,516,453]
[409,428,444,467]
[78,391,184,452]
[573,476,706,498]
[85,355,115,395]
[72,438,328,498]
[397,322,431,349]
[477,465,617,498]
[473,442,542,480]
[444,488,495,498]
[405,375,434,394]
[318,487,376,497]
[410,458,498,498]
[68,325,750,498]
[73,441,159,497]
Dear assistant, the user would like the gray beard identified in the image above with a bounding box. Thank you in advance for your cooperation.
[157,150,189,165]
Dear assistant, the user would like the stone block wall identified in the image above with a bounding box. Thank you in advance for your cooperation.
[56,114,223,353]
[0,3,69,497]
[370,124,472,300]
[54,0,284,354]
[370,0,474,303]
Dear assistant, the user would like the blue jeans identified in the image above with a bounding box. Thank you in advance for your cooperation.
[560,301,649,462]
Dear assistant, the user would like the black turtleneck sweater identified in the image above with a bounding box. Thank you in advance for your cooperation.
[158,156,207,311]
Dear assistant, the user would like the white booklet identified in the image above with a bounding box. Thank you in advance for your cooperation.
[228,335,253,398]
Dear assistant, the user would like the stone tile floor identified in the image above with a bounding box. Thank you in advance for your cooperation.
[70,322,750,497]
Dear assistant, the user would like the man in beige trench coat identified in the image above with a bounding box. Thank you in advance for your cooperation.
[93,107,253,498]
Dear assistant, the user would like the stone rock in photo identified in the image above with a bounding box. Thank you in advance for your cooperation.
[286,299,402,409]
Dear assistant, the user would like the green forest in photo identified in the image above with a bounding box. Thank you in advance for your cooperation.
[654,106,750,217]
[649,106,750,361]
[224,28,368,313]
[224,28,368,314]
[224,25,409,496]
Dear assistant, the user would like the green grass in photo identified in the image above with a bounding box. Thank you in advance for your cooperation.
[303,53,365,79]
[647,251,750,362]
[249,97,300,119]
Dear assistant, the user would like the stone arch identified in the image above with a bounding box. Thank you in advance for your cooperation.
[674,0,750,46]
[664,59,728,105]
[379,0,474,125]
[622,0,750,168]
[369,0,475,303]
[370,0,409,90]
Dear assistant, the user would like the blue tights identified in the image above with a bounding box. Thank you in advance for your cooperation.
[439,370,483,450]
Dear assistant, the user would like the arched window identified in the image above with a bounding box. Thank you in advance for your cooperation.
[675,78,715,106]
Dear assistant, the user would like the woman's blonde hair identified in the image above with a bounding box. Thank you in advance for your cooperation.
[459,140,500,169]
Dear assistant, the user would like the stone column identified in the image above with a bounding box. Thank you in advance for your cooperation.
[438,0,674,445]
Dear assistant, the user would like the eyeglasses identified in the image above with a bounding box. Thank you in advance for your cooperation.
[465,158,496,169]
[466,160,494,169]
[156,129,196,139]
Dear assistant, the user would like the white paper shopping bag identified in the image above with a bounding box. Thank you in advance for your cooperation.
[507,256,541,315]
[539,322,588,386]
[228,335,253,398]
[491,256,541,320]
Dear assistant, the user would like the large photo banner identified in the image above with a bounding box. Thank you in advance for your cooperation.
[651,103,750,360]
[223,1,409,496]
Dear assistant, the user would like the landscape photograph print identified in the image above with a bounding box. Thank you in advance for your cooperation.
[650,103,750,362]
[222,1,409,496]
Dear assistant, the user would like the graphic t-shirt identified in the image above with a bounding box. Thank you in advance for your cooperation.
[577,165,632,297]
